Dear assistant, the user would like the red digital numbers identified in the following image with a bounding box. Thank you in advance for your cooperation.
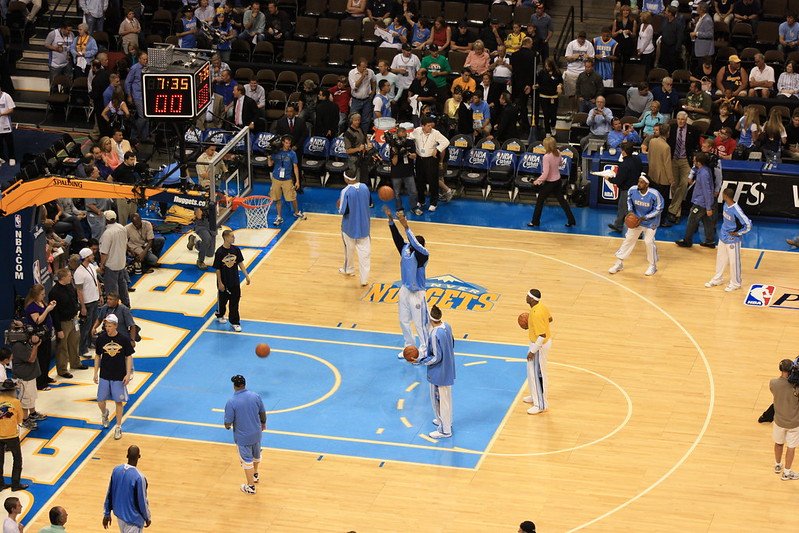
[196,84,210,112]
[154,94,185,114]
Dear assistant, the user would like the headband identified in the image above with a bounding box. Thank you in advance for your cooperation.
[527,291,540,301]
[639,174,649,184]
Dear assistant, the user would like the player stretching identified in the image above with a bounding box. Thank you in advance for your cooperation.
[416,305,455,439]
[524,289,552,415]
[705,187,752,292]
[608,174,664,277]
[383,206,430,360]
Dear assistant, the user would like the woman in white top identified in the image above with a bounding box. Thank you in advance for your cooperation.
[636,11,655,68]
[0,86,16,167]
[777,60,799,98]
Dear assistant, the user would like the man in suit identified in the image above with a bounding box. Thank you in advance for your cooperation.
[494,91,520,143]
[477,72,504,130]
[663,111,700,226]
[607,141,643,233]
[510,37,536,139]
[272,104,308,150]
[232,84,261,132]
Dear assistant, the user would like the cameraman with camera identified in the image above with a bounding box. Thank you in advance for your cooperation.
[7,321,47,432]
[770,358,799,480]
[343,114,376,203]
[387,126,421,216]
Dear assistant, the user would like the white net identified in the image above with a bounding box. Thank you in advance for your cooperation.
[240,196,273,229]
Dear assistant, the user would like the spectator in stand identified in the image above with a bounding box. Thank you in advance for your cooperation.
[691,2,715,64]
[349,58,377,133]
[346,0,367,20]
[735,105,761,153]
[375,60,400,106]
[511,37,536,138]
[652,77,680,116]
[613,5,638,70]
[713,126,737,159]
[103,73,123,107]
[733,0,762,30]
[580,96,613,153]
[504,22,526,54]
[368,0,396,21]
[634,100,666,137]
[607,141,643,232]
[0,85,15,168]
[378,15,408,50]
[714,0,735,25]
[214,69,238,118]
[296,80,318,125]
[80,0,107,35]
[608,117,641,149]
[409,68,437,117]
[529,136,576,228]
[779,13,799,52]
[99,136,121,170]
[75,246,102,358]
[44,23,74,84]
[424,16,451,52]
[663,112,700,226]
[70,23,97,77]
[778,60,799,97]
[465,40,491,77]
[495,91,520,142]
[624,82,653,119]
[593,27,618,88]
[101,89,130,137]
[683,80,712,124]
[708,102,738,137]
[177,7,199,49]
[691,57,716,91]
[195,0,215,24]
[469,90,491,138]
[91,53,110,133]
[212,11,235,63]
[530,1,554,61]
[98,210,131,308]
[244,78,266,112]
[239,2,266,42]
[407,15,430,49]
[444,87,472,136]
[315,90,340,138]
[489,44,512,85]
[125,52,148,143]
[329,76,352,132]
[24,284,57,391]
[451,67,477,95]
[264,1,291,42]
[636,11,655,68]
[478,73,503,123]
[761,108,788,162]
[209,54,230,86]
[748,53,774,97]
[575,59,604,114]
[451,20,475,53]
[374,79,393,119]
[642,0,665,13]
[391,44,421,106]
[658,7,684,73]
[563,31,594,101]
[49,267,87,379]
[784,110,799,160]
[420,45,451,106]
[480,18,504,53]
[187,208,213,269]
[126,213,164,273]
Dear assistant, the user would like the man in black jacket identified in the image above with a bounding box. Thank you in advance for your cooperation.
[232,85,262,132]
[607,141,643,233]
[495,92,520,143]
[273,104,309,149]
[48,267,88,378]
[510,37,536,138]
[314,89,340,138]
[91,53,110,136]
[663,111,700,226]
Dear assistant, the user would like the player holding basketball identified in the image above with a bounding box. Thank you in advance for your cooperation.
[416,305,456,438]
[383,206,430,360]
[224,375,266,494]
[338,171,371,286]
[608,174,664,277]
[705,187,752,292]
[524,289,552,415]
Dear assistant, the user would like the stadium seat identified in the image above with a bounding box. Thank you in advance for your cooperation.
[281,40,305,63]
[234,68,255,84]
[352,45,375,65]
[306,42,329,67]
[293,17,317,40]
[490,3,513,25]
[486,148,518,201]
[42,75,72,125]
[316,18,339,41]
[444,2,466,25]
[299,72,320,87]
[328,0,348,17]
[420,1,442,21]
[230,39,251,62]
[257,69,277,90]
[328,43,352,67]
[276,71,299,93]
[301,136,330,186]
[252,41,276,63]
[756,21,780,49]
[459,146,493,198]
[266,90,288,120]
[65,77,92,122]
[321,73,341,87]
[305,0,325,16]
[339,19,362,43]
[362,20,379,45]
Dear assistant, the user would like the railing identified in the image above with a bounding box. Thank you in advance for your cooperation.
[553,6,575,62]
[45,0,77,34]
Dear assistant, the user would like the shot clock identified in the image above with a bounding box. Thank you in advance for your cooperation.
[142,61,212,119]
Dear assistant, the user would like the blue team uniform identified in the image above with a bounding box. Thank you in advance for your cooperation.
[627,185,664,228]
[593,37,617,82]
[389,220,431,355]
[180,17,198,49]
[389,222,429,291]
[418,322,456,386]
[339,183,371,239]
[224,389,266,465]
[719,202,752,244]
[104,464,151,528]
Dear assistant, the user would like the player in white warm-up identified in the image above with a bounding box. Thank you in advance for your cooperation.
[705,187,752,292]
[384,206,430,360]
[338,171,372,286]
[608,174,664,277]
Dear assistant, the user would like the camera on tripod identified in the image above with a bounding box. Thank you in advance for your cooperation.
[4,322,47,345]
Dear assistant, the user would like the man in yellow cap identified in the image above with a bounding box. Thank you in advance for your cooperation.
[715,54,748,96]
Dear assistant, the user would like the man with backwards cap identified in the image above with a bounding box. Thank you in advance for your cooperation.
[608,173,664,277]
[337,170,371,286]
[414,304,456,439]
[224,375,266,494]
[524,289,553,415]
[94,313,134,441]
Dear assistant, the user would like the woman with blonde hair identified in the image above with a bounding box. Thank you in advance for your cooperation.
[24,284,56,391]
[528,137,577,228]
[99,136,121,170]
[761,108,787,162]
[464,40,491,77]
[735,105,761,151]
[636,11,655,69]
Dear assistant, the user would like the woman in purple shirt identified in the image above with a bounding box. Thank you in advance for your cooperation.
[528,137,577,228]
[24,284,57,390]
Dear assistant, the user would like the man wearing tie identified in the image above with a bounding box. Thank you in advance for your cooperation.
[232,85,260,131]
[273,104,308,149]
[662,111,699,227]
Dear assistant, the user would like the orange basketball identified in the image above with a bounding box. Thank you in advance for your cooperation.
[255,343,271,358]
[625,212,641,229]
[518,312,529,330]
[403,346,419,362]
[378,185,395,201]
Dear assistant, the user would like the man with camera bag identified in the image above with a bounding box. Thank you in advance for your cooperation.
[9,323,47,432]
[343,114,375,205]
[388,126,421,216]
[771,358,799,480]
[0,377,25,492]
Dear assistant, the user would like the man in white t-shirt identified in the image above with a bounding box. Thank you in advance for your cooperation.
[0,87,16,168]
[375,60,401,102]
[2,496,22,533]
[489,44,512,84]
[563,31,594,97]
[748,53,775,98]
[74,247,103,357]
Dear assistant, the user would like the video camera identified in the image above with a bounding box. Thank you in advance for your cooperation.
[4,323,47,345]
[788,357,799,386]
[384,130,413,157]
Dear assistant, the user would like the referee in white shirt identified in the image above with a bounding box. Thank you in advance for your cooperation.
[348,58,376,133]
[410,117,450,212]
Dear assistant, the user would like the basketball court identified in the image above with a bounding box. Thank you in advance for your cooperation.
[22,212,799,531]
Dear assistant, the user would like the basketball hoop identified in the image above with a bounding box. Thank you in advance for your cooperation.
[232,195,273,229]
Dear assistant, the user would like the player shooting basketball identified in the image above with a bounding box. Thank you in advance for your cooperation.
[608,174,664,277]
[383,206,430,361]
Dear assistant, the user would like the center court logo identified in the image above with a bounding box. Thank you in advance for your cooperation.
[363,275,499,311]
[744,284,799,309]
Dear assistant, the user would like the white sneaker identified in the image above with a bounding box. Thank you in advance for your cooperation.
[232,324,242,332]
[608,260,623,274]
[428,204,437,212]
[523,396,534,404]
[217,316,228,324]
[724,285,741,292]
[704,280,723,288]
[644,265,657,276]
[781,470,799,480]
[396,351,405,360]
[113,426,122,440]
[101,409,110,428]
[253,472,259,484]
[338,267,355,276]
[8,159,15,167]
[775,463,783,474]
[241,484,256,494]
[428,430,451,439]
[527,407,547,415]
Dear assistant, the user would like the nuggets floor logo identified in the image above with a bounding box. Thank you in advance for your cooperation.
[745,284,799,309]
[363,275,499,311]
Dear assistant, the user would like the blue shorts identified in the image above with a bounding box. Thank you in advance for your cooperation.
[97,378,128,403]
[237,443,262,467]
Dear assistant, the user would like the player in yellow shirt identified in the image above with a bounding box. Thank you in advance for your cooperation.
[524,289,552,415]
[0,377,25,491]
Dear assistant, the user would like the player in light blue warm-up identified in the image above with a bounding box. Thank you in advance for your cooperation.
[609,174,664,277]
[706,187,752,292]
[338,170,372,286]
[384,205,430,360]
[416,305,456,439]
[224,375,266,495]
[103,445,151,532]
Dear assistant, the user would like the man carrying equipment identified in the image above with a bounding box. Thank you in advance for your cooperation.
[524,289,552,415]
[416,305,455,438]
[383,206,430,360]
[609,174,664,277]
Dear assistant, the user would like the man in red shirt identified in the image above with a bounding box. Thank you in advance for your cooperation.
[329,76,351,134]
[713,127,737,160]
